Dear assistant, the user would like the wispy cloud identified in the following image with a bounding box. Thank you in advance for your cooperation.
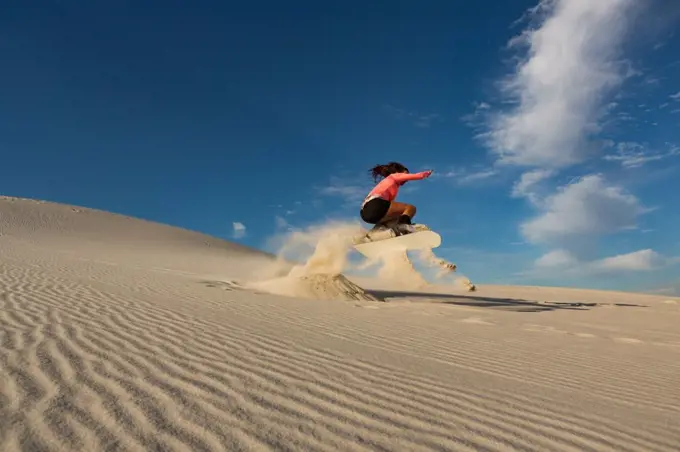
[461,101,492,127]
[440,166,500,186]
[534,248,579,268]
[320,178,369,204]
[415,113,444,128]
[232,221,246,239]
[458,169,499,185]
[482,0,638,168]
[603,142,680,168]
[274,215,293,231]
[321,185,365,200]
[642,75,661,86]
[467,0,674,266]
[670,91,680,101]
[533,248,680,274]
[384,105,444,128]
[591,249,669,272]
[511,168,555,205]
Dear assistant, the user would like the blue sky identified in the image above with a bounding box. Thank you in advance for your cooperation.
[2,1,680,293]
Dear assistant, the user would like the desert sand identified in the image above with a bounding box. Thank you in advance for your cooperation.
[1,196,679,451]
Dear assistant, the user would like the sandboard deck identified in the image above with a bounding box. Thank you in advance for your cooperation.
[353,230,441,258]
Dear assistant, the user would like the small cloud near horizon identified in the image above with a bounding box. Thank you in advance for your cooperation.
[520,174,649,256]
[232,221,246,239]
[533,248,680,275]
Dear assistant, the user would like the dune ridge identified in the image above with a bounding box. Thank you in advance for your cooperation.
[1,196,679,451]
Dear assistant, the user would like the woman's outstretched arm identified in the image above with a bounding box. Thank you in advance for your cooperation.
[390,170,432,182]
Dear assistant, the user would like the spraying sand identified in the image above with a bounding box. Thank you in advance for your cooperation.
[245,222,375,301]
[245,220,473,301]
[247,221,476,300]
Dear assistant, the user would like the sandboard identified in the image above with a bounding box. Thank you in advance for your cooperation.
[353,229,441,258]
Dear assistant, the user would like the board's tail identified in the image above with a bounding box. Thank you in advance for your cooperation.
[416,248,476,291]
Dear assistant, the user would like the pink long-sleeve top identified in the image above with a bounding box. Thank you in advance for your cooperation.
[362,171,430,205]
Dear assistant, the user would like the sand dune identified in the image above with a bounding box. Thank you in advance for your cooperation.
[1,196,679,451]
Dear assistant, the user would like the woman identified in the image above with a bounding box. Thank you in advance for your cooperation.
[360,162,432,233]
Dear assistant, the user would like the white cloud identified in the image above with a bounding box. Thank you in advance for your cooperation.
[459,169,499,184]
[320,177,370,204]
[591,249,665,271]
[275,215,292,230]
[415,113,444,128]
[521,174,647,245]
[232,222,246,239]
[533,248,679,275]
[458,0,673,274]
[461,102,493,127]
[440,167,499,185]
[484,0,638,168]
[603,142,680,168]
[535,249,578,268]
[642,75,661,86]
[384,105,444,128]
[511,168,555,204]
[670,91,680,101]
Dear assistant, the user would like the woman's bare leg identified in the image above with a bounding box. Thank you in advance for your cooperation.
[380,201,416,224]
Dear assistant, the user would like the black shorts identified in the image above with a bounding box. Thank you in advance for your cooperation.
[360,197,390,224]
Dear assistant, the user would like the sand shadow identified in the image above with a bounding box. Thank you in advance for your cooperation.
[365,290,647,313]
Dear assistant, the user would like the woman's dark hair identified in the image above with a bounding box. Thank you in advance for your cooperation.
[369,162,409,181]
